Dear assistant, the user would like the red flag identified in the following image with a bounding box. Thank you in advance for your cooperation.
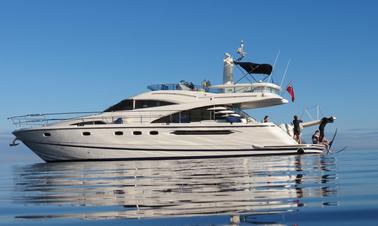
[286,84,295,102]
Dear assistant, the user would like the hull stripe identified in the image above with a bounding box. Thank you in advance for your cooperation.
[25,141,325,152]
[45,153,321,163]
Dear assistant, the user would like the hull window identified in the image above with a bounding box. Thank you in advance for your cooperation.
[114,131,124,136]
[82,132,91,136]
[171,130,233,135]
[133,131,142,135]
[149,131,159,135]
[43,132,51,137]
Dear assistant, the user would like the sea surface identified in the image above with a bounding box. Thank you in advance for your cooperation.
[0,145,377,226]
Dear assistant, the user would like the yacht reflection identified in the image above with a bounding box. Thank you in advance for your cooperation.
[13,155,338,222]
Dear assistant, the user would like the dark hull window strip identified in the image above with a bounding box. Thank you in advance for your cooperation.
[171,130,234,135]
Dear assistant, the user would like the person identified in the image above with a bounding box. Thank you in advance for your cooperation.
[312,130,320,144]
[201,79,211,92]
[312,129,330,149]
[188,82,195,90]
[263,115,269,123]
[319,117,334,142]
[201,79,207,89]
[293,115,303,144]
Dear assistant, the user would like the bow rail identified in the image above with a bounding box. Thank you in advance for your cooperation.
[8,112,101,128]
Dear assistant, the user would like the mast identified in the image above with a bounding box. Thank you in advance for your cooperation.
[223,53,234,84]
[223,40,245,84]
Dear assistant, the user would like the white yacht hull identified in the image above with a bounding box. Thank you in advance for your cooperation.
[14,124,326,162]
[24,142,325,162]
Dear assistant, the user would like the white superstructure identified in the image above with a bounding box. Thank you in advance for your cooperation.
[9,42,333,162]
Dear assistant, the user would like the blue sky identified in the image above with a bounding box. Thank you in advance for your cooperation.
[1,0,378,139]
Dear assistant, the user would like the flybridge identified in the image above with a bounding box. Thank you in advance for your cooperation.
[148,41,278,95]
[147,82,222,93]
[147,82,281,95]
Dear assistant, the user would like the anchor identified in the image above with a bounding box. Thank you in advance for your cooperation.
[9,138,20,147]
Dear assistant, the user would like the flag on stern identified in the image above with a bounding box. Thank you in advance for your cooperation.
[286,83,295,102]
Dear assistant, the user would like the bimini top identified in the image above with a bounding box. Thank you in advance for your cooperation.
[234,62,273,75]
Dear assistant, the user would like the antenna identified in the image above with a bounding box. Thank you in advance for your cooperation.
[269,50,280,83]
[236,40,246,61]
[302,104,321,121]
[279,58,291,92]
[304,109,314,121]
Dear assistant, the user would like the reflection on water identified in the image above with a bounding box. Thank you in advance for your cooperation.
[12,155,338,223]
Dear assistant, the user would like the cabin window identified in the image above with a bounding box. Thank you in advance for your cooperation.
[135,100,175,109]
[104,99,134,112]
[104,99,175,112]
[82,132,91,136]
[133,131,142,135]
[152,106,215,123]
[114,131,124,136]
[149,131,159,135]
[43,132,51,137]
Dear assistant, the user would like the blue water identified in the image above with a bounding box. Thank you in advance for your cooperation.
[0,144,378,225]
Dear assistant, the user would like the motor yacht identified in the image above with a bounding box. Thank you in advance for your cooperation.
[9,42,335,162]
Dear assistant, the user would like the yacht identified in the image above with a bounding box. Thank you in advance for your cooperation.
[9,42,335,162]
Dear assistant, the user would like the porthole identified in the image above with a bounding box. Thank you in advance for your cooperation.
[82,132,91,136]
[133,131,142,135]
[114,131,124,136]
[43,132,51,137]
[149,131,158,135]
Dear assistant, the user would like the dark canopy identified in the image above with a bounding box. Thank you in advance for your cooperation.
[234,62,273,75]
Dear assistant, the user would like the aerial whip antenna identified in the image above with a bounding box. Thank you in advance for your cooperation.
[280,58,291,93]
[269,50,280,83]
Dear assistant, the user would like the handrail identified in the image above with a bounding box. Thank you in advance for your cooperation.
[8,111,101,119]
[8,112,102,128]
[8,107,256,128]
[8,111,195,128]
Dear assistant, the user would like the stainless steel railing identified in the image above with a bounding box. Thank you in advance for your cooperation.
[8,112,101,128]
[8,108,256,128]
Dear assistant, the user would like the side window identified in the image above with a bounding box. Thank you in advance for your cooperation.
[104,99,134,112]
[114,131,124,136]
[149,131,159,135]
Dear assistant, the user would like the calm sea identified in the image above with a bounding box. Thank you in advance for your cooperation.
[0,145,377,226]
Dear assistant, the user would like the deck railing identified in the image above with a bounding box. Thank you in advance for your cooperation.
[8,112,101,128]
[8,108,256,128]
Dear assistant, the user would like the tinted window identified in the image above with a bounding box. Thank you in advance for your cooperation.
[135,100,174,109]
[72,121,106,126]
[82,132,91,136]
[104,99,175,112]
[133,131,142,135]
[104,99,134,112]
[114,131,124,136]
[149,131,159,135]
[43,132,51,137]
[171,130,233,135]
[152,106,213,123]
